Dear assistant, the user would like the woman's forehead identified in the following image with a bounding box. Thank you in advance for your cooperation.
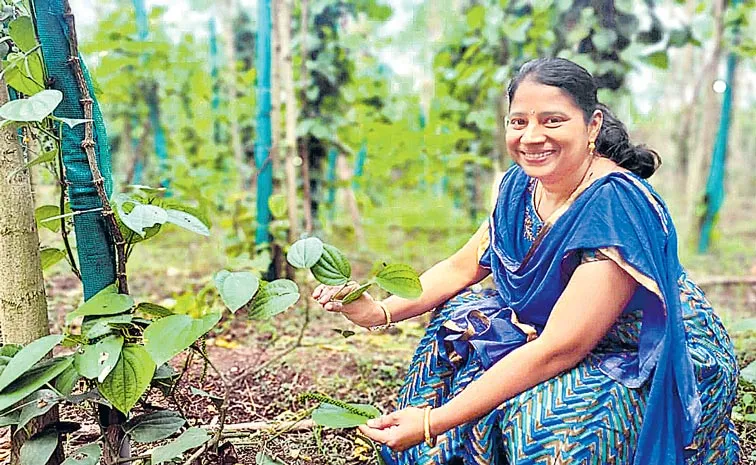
[508,81,578,112]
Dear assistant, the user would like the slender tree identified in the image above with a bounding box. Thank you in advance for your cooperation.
[0,77,63,465]
[279,0,300,242]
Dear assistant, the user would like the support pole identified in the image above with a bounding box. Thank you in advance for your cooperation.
[254,0,273,245]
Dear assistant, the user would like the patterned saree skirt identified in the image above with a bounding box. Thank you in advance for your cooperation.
[382,280,739,465]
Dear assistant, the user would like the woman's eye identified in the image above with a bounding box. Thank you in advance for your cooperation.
[509,119,526,127]
[544,117,562,125]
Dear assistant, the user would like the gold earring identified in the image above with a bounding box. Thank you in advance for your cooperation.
[588,141,596,157]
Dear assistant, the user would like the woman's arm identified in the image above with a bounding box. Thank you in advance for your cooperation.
[313,222,491,328]
[359,257,638,451]
[384,223,491,323]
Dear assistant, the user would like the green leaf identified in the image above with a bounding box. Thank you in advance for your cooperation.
[144,312,221,366]
[0,410,19,426]
[311,244,351,285]
[40,248,67,270]
[0,357,72,412]
[113,194,168,237]
[0,334,63,392]
[311,402,380,428]
[465,5,485,29]
[82,314,133,340]
[641,51,669,69]
[3,51,44,95]
[268,193,287,219]
[332,329,356,339]
[591,29,617,51]
[17,389,61,430]
[214,270,259,313]
[73,335,124,382]
[61,443,101,465]
[123,410,186,443]
[189,386,223,407]
[0,89,62,122]
[20,428,58,465]
[287,237,324,269]
[256,452,285,465]
[135,302,173,318]
[66,285,134,324]
[341,282,372,305]
[375,264,423,299]
[248,280,300,320]
[8,17,38,52]
[54,363,80,396]
[164,208,210,236]
[741,360,756,385]
[35,205,63,232]
[151,427,211,464]
[98,344,155,414]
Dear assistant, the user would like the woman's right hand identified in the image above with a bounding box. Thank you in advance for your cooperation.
[311,282,387,328]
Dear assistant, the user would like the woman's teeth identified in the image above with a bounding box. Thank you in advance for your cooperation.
[521,151,553,160]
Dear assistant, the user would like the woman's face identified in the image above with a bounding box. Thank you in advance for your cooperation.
[505,79,602,184]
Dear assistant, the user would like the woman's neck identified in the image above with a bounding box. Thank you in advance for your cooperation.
[538,156,595,206]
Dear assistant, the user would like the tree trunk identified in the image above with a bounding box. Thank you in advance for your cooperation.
[0,80,62,465]
[299,0,313,234]
[683,0,726,243]
[336,155,365,247]
[279,0,300,243]
[220,0,246,190]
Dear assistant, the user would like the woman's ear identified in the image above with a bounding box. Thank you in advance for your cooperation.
[589,109,603,141]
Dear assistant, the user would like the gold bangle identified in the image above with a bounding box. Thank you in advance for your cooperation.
[377,301,392,326]
[423,406,436,448]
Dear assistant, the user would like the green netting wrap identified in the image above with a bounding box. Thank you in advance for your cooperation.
[34,0,116,299]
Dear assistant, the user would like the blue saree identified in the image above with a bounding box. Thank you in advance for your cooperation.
[384,166,739,465]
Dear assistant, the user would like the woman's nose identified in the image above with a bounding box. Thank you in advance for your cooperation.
[521,123,546,144]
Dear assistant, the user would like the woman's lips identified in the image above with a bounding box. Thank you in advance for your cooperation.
[520,150,555,162]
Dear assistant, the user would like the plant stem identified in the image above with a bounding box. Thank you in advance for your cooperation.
[193,347,230,453]
[114,454,150,464]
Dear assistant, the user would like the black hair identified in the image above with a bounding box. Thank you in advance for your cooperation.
[507,57,660,178]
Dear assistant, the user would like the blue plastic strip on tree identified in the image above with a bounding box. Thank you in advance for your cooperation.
[209,17,221,144]
[698,53,737,253]
[34,0,116,299]
[133,0,148,41]
[326,147,337,220]
[254,0,273,244]
[352,141,366,190]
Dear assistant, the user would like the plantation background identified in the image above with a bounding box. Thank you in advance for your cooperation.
[1,0,755,463]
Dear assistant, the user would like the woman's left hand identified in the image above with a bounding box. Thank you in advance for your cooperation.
[357,407,427,452]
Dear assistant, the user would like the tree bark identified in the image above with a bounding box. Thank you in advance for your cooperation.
[0,80,62,465]
[279,0,299,243]
[299,0,313,234]
[336,155,365,247]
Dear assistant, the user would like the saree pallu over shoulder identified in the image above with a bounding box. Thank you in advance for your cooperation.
[464,166,701,465]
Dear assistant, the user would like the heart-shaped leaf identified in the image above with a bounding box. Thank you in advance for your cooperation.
[248,280,300,320]
[66,285,134,324]
[341,282,372,304]
[98,345,155,414]
[311,402,380,428]
[135,302,173,318]
[8,16,37,52]
[57,117,92,128]
[375,264,423,299]
[17,389,61,430]
[0,357,73,412]
[61,443,101,465]
[123,410,186,443]
[82,314,133,340]
[268,194,288,219]
[287,237,324,269]
[741,360,756,385]
[20,428,58,465]
[40,248,67,270]
[164,209,210,236]
[54,363,80,396]
[144,312,222,367]
[73,335,123,382]
[151,427,211,464]
[0,334,64,392]
[214,270,259,313]
[35,205,63,232]
[0,89,62,122]
[114,195,168,237]
[311,244,351,285]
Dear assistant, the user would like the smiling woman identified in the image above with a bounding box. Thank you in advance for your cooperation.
[312,57,740,465]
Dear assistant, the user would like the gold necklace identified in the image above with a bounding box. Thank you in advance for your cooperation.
[533,156,596,220]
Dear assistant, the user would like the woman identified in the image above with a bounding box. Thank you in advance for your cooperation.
[312,58,739,465]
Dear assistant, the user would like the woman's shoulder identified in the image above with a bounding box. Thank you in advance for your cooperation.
[591,170,672,235]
